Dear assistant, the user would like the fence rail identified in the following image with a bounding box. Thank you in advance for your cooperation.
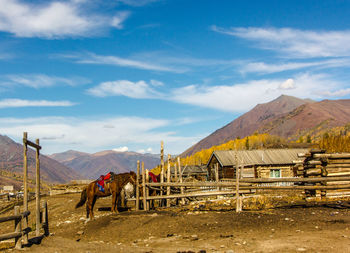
[0,206,30,249]
[134,162,350,212]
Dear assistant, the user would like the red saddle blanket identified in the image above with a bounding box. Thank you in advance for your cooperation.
[149,172,158,182]
[97,172,112,192]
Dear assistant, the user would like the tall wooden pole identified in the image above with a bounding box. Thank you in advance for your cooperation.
[160,141,164,203]
[215,163,220,199]
[146,169,150,211]
[23,132,28,211]
[235,153,242,212]
[22,132,28,244]
[178,157,185,205]
[35,139,40,236]
[136,160,140,211]
[174,162,178,182]
[141,162,147,211]
[166,154,171,207]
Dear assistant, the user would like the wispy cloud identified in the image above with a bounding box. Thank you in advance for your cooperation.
[0,116,201,154]
[0,0,130,38]
[117,0,159,7]
[113,146,129,152]
[0,99,76,108]
[1,74,90,89]
[239,58,350,74]
[211,26,350,58]
[87,80,162,98]
[170,73,347,111]
[88,74,348,112]
[60,52,182,72]
[318,88,350,97]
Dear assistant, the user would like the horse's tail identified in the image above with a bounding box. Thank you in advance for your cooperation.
[75,188,87,208]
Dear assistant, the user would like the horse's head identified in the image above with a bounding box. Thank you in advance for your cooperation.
[128,171,137,186]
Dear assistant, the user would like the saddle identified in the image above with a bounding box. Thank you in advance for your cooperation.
[96,172,115,192]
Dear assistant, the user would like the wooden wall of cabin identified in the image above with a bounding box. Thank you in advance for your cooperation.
[207,155,223,180]
[256,165,294,178]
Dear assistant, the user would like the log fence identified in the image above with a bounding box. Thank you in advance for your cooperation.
[0,132,49,249]
[132,143,350,211]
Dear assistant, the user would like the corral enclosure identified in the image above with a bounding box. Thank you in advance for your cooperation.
[1,147,350,252]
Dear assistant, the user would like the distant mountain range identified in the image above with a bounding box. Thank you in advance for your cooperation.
[0,135,82,187]
[182,95,350,157]
[49,150,160,179]
[0,134,161,186]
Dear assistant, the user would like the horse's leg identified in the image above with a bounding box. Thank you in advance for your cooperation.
[120,189,125,208]
[112,192,119,214]
[86,200,90,219]
[91,196,97,219]
[86,195,95,220]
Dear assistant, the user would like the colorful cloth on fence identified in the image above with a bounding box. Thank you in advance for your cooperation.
[149,172,158,182]
[96,172,112,192]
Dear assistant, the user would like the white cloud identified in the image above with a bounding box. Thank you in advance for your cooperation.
[63,52,180,72]
[150,79,164,86]
[0,99,76,108]
[0,0,129,38]
[117,0,159,6]
[2,74,89,89]
[87,80,161,98]
[211,26,350,58]
[318,88,350,97]
[111,11,130,29]
[239,58,350,74]
[279,79,295,90]
[0,116,200,154]
[86,74,348,112]
[170,73,347,112]
[113,146,129,152]
[137,147,153,154]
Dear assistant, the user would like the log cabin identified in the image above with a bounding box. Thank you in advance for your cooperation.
[207,149,308,180]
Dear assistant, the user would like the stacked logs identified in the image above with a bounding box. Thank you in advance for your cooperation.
[298,149,350,198]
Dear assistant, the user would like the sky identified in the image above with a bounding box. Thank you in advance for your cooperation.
[0,0,350,155]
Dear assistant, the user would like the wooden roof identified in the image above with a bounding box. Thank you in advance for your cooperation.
[208,149,308,167]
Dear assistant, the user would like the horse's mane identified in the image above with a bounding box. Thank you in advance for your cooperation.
[114,171,136,186]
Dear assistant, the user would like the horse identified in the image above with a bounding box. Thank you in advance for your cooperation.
[75,171,136,219]
[119,181,135,209]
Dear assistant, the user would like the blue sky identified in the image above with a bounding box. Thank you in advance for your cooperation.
[0,0,350,155]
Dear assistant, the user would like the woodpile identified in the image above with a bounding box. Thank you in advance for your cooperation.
[298,149,350,199]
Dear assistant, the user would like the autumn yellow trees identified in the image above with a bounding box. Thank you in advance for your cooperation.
[180,133,287,166]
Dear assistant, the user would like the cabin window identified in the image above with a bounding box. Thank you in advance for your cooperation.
[270,169,281,178]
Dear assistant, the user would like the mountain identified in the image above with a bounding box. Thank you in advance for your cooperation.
[182,95,350,157]
[182,95,313,156]
[0,135,82,187]
[261,99,350,138]
[49,150,160,179]
[49,150,89,163]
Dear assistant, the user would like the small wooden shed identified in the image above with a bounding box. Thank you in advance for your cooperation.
[207,149,308,180]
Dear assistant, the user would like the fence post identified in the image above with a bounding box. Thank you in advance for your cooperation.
[22,132,28,244]
[178,157,185,205]
[146,169,150,211]
[14,206,22,249]
[167,155,171,207]
[160,141,164,205]
[215,163,219,194]
[136,160,140,211]
[141,162,147,211]
[42,201,49,236]
[174,160,177,182]
[235,153,242,212]
[35,139,40,237]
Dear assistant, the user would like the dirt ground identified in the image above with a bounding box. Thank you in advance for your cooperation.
[1,193,350,253]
